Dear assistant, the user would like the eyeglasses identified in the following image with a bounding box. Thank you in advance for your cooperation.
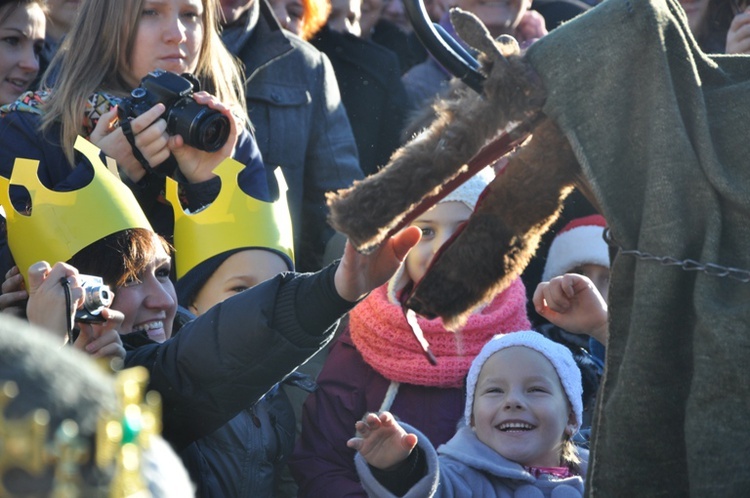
[731,0,750,15]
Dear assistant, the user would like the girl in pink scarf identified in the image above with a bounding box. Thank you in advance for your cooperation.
[290,168,530,497]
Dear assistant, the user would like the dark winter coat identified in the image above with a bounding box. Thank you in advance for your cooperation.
[181,385,296,497]
[124,263,353,453]
[312,25,409,176]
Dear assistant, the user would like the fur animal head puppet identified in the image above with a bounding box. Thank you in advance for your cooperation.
[328,7,587,330]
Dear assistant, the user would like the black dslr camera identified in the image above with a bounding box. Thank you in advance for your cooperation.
[118,69,230,152]
[74,275,114,324]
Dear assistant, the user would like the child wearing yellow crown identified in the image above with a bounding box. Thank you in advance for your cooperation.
[1,138,421,495]
[0,0,271,281]
[168,161,299,496]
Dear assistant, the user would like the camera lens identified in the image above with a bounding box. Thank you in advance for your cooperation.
[167,98,230,152]
[196,112,230,152]
[83,285,114,313]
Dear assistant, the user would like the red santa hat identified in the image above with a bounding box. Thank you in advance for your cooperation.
[542,214,609,282]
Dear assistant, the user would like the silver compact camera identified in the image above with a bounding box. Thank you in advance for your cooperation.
[75,275,114,323]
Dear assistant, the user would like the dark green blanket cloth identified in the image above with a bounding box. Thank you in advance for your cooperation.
[526,0,750,495]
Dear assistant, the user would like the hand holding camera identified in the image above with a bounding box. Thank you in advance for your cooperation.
[22,262,124,359]
[118,70,231,153]
[90,70,238,184]
[165,90,239,183]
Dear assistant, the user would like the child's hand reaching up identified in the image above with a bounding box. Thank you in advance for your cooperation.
[534,273,609,346]
[347,412,418,470]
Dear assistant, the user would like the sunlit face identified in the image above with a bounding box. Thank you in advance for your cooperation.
[45,0,81,40]
[456,0,530,38]
[188,249,289,316]
[219,0,253,25]
[403,201,472,284]
[569,263,610,302]
[678,0,710,36]
[127,0,204,88]
[269,0,304,36]
[472,347,576,468]
[328,0,362,36]
[0,2,45,105]
[112,238,177,343]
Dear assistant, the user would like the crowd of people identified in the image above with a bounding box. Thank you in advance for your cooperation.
[0,0,745,496]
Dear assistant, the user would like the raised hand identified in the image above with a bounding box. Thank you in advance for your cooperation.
[25,261,84,343]
[333,226,421,302]
[347,411,418,471]
[726,9,750,55]
[533,273,608,345]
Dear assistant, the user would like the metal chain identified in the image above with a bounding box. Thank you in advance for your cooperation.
[603,229,750,283]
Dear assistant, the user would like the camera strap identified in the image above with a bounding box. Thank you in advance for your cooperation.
[59,277,77,346]
[120,119,156,175]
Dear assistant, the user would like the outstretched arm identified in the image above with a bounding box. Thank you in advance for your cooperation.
[534,273,609,346]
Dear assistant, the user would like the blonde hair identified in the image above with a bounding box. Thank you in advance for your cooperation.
[561,435,581,475]
[40,0,246,164]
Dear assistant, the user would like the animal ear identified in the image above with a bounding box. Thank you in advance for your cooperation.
[450,8,518,61]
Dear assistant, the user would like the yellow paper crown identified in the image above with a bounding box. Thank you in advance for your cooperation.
[166,158,295,279]
[0,137,152,283]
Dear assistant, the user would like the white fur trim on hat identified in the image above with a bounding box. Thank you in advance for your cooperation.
[464,331,583,433]
[542,216,609,282]
[441,167,494,212]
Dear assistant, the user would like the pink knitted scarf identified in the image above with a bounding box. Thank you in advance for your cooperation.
[349,278,530,388]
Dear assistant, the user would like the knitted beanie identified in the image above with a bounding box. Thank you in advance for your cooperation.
[542,214,609,282]
[464,331,583,432]
[388,167,495,300]
[441,166,495,212]
[175,247,293,307]
[175,249,243,307]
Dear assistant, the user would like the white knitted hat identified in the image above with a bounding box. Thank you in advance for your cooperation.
[464,331,583,432]
[387,168,495,302]
[440,167,495,212]
[542,214,609,282]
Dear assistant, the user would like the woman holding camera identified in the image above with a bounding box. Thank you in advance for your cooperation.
[15,200,421,494]
[0,126,422,492]
[0,0,270,277]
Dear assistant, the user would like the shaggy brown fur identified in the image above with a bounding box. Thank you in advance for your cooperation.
[327,10,546,251]
[327,9,586,328]
[406,119,580,329]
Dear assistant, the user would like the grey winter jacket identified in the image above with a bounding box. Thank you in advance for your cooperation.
[356,423,587,498]
[223,1,363,272]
